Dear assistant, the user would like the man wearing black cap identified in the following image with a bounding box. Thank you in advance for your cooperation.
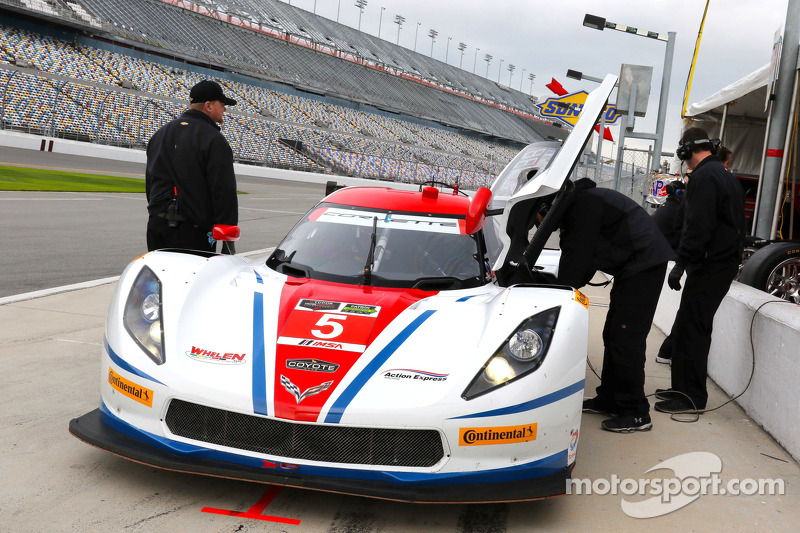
[145,80,239,253]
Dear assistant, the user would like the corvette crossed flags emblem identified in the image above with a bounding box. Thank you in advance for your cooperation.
[280,375,334,403]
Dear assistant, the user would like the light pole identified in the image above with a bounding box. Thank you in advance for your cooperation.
[583,13,675,173]
[445,36,452,64]
[378,6,385,38]
[414,22,421,51]
[394,14,404,44]
[355,0,368,31]
[337,0,341,22]
[473,47,480,73]
[528,73,536,94]
[484,53,492,77]
[507,64,515,86]
[428,28,438,57]
[458,42,467,69]
[520,68,526,91]
[497,58,503,82]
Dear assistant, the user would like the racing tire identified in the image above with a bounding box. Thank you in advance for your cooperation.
[737,241,800,303]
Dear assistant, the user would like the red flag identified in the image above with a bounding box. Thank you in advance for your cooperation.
[545,78,568,96]
[594,125,614,141]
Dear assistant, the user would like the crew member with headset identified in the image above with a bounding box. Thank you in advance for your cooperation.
[655,127,746,413]
[145,80,239,254]
[522,178,675,433]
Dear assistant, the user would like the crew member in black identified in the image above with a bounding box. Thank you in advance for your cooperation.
[146,80,238,253]
[655,127,746,413]
[543,178,675,433]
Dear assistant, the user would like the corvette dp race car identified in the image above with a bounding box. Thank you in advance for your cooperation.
[69,75,617,503]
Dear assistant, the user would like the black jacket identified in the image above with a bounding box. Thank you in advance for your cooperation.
[677,155,745,267]
[652,196,683,252]
[146,109,238,231]
[557,179,676,288]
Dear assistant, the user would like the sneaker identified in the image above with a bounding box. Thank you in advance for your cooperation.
[655,355,671,364]
[582,396,617,415]
[601,414,652,433]
[654,397,697,413]
[655,388,678,400]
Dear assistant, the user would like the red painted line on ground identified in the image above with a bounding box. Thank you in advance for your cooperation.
[200,485,301,525]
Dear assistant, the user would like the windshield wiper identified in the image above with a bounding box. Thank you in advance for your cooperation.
[363,216,377,286]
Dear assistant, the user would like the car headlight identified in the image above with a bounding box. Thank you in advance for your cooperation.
[462,306,560,400]
[123,266,165,365]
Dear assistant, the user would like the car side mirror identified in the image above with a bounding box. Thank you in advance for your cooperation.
[212,224,240,241]
[465,187,492,235]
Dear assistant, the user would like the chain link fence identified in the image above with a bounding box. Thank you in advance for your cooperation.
[575,145,667,207]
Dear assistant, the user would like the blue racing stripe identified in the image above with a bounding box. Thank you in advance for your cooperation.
[449,379,585,419]
[325,310,436,424]
[252,272,268,415]
[104,338,165,386]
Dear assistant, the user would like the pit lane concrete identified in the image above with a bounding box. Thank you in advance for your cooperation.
[2,148,799,531]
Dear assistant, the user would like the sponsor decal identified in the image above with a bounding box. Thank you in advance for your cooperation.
[458,423,537,446]
[536,91,619,127]
[278,336,366,353]
[108,367,153,407]
[286,358,340,373]
[341,303,379,315]
[262,461,300,470]
[574,290,589,309]
[298,299,340,312]
[382,369,449,382]
[280,375,333,404]
[317,208,461,234]
[568,428,579,464]
[185,345,247,365]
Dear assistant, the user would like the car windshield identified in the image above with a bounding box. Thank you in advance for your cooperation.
[267,203,484,290]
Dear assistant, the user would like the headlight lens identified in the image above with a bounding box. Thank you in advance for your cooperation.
[463,306,560,400]
[123,266,165,365]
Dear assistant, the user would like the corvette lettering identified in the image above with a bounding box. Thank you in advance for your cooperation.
[382,369,449,382]
[185,346,246,365]
[108,368,153,407]
[459,423,537,446]
[317,208,461,234]
[286,358,340,373]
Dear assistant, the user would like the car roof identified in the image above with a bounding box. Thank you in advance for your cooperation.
[324,186,471,216]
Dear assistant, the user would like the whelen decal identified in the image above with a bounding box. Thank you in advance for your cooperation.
[280,375,334,404]
[108,367,153,407]
[458,423,537,446]
[252,272,268,415]
[185,346,247,365]
[324,310,436,424]
[286,358,339,373]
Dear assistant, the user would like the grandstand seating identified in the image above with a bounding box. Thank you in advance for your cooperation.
[0,18,526,187]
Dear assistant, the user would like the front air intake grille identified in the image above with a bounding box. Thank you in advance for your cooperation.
[164,399,445,467]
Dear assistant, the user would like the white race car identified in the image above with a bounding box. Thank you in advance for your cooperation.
[70,75,617,503]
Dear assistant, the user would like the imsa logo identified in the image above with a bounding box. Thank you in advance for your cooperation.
[459,423,537,446]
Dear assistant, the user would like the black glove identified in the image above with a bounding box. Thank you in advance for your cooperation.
[668,263,685,291]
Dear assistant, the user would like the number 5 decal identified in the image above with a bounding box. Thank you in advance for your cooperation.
[312,314,346,339]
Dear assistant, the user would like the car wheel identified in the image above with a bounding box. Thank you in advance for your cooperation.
[737,241,800,303]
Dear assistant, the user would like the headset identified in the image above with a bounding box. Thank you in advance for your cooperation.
[676,137,721,161]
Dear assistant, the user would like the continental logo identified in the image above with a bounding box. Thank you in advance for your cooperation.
[574,290,589,309]
[459,423,537,446]
[108,368,153,407]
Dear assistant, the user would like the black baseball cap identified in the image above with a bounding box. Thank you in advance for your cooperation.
[189,80,237,106]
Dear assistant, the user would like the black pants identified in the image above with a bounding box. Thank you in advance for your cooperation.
[146,215,215,253]
[596,263,667,416]
[670,259,739,409]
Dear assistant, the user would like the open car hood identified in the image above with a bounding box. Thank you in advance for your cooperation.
[490,74,618,270]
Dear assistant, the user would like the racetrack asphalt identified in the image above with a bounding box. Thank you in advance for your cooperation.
[2,147,799,531]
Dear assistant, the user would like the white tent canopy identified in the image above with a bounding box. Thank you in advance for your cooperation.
[682,63,771,175]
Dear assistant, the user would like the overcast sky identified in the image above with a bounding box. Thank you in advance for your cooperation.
[282,0,789,158]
